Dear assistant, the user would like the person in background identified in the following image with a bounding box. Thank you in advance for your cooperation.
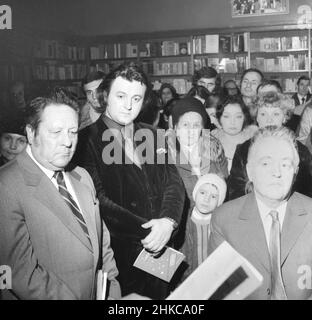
[181,173,227,281]
[212,95,257,172]
[205,93,223,130]
[240,68,264,120]
[9,81,26,112]
[209,126,312,300]
[80,71,105,130]
[73,63,185,299]
[223,79,240,97]
[187,85,210,105]
[158,97,180,130]
[158,83,179,108]
[292,76,311,107]
[257,79,282,95]
[0,113,27,167]
[192,66,221,95]
[228,91,312,200]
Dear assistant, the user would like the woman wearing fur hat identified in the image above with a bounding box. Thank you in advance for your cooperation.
[166,96,228,254]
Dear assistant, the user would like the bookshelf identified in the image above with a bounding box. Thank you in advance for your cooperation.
[249,29,310,93]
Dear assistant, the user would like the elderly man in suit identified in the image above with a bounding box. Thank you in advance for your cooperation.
[73,62,185,299]
[0,94,121,300]
[209,126,312,300]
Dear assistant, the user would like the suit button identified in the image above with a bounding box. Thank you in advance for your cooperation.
[130,201,137,207]
[267,288,271,295]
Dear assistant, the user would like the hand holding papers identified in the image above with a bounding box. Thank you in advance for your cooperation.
[133,247,185,282]
[167,241,263,300]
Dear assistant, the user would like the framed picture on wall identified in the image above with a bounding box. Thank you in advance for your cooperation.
[231,0,289,18]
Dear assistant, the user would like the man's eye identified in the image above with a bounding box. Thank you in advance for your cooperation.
[133,97,141,103]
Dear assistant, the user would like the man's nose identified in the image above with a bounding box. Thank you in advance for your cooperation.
[124,98,132,110]
[10,139,17,150]
[272,163,282,177]
[63,133,72,147]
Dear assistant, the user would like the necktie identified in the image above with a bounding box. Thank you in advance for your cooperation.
[122,126,141,168]
[269,210,287,300]
[302,97,305,105]
[54,171,92,246]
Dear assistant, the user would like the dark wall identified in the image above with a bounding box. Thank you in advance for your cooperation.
[80,0,312,36]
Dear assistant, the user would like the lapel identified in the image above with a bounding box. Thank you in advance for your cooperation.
[18,151,93,253]
[281,193,309,266]
[238,193,271,273]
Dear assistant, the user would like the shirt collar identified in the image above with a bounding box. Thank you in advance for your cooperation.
[255,192,288,220]
[26,145,58,181]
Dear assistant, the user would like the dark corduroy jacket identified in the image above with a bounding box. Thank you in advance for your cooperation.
[71,117,185,299]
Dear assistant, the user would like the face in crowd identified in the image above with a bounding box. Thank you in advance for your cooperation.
[105,76,147,126]
[298,79,310,97]
[241,71,262,99]
[161,87,174,105]
[219,103,245,136]
[256,105,285,128]
[10,83,26,109]
[195,183,219,214]
[197,77,216,93]
[0,133,27,161]
[247,135,298,205]
[26,104,79,171]
[175,112,203,147]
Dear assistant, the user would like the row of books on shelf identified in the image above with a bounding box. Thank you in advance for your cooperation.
[250,54,308,72]
[0,65,32,84]
[192,33,248,54]
[152,61,190,76]
[90,42,138,60]
[250,36,308,53]
[194,56,247,73]
[152,79,192,94]
[33,40,86,60]
[32,64,87,80]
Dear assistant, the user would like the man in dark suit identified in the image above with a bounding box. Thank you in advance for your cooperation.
[0,94,121,300]
[290,76,311,133]
[73,63,185,299]
[209,126,312,300]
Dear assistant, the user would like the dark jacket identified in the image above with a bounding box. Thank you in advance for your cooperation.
[72,117,185,299]
[227,138,312,200]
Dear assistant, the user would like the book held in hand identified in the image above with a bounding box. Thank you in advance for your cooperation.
[167,241,263,300]
[133,247,185,282]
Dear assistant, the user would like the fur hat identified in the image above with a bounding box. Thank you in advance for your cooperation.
[192,173,227,206]
[171,96,210,128]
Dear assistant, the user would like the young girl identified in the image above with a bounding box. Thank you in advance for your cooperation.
[212,95,257,171]
[181,173,227,280]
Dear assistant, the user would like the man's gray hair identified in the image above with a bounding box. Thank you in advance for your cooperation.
[247,125,300,169]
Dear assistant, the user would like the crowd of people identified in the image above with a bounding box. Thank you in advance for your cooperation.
[1,62,312,300]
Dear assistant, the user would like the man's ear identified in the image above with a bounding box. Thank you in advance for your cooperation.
[25,124,34,145]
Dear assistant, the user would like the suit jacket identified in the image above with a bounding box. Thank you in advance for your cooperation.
[72,118,185,299]
[228,138,312,200]
[292,92,312,107]
[0,151,120,300]
[208,192,312,300]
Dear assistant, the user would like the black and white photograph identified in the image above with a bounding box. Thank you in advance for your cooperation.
[1,0,312,307]
[232,0,289,17]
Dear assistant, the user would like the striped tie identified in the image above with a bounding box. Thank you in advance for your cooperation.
[269,210,287,300]
[54,171,92,246]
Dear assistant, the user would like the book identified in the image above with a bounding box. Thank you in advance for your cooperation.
[167,241,263,300]
[133,247,185,282]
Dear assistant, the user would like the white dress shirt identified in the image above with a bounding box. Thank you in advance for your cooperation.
[255,193,287,248]
[26,145,84,215]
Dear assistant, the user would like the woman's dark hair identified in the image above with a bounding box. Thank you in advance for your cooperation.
[216,95,251,129]
[135,91,160,126]
[159,83,179,102]
[187,85,210,103]
[192,66,221,90]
